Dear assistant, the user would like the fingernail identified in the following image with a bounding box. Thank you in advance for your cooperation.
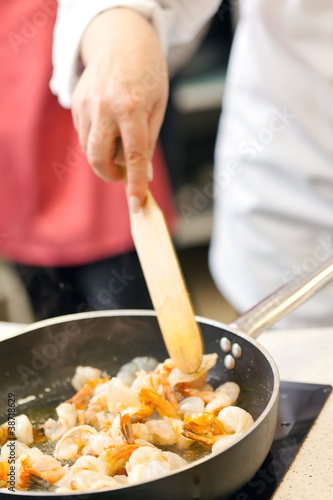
[148,161,154,182]
[129,196,141,214]
[114,158,126,167]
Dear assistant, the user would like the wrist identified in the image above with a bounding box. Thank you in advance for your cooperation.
[81,7,158,66]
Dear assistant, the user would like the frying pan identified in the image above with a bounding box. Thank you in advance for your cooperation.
[1,260,333,499]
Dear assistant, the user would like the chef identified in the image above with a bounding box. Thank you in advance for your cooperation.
[52,0,333,328]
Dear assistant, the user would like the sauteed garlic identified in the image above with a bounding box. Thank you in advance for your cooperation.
[0,355,253,492]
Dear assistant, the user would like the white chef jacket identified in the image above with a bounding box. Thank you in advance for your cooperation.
[209,0,333,328]
[52,0,333,328]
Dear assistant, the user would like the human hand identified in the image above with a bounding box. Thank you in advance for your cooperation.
[71,7,169,211]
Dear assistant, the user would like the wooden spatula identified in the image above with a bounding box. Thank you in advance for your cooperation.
[129,190,204,373]
[114,139,203,373]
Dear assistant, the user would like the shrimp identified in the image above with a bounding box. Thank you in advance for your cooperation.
[143,417,192,448]
[178,396,205,418]
[71,365,103,391]
[178,382,240,413]
[205,382,240,413]
[0,440,29,463]
[116,357,159,387]
[110,413,135,444]
[139,360,180,408]
[66,377,108,410]
[107,377,141,413]
[54,425,98,461]
[164,417,193,449]
[125,445,168,483]
[77,409,86,426]
[127,445,164,469]
[146,354,218,409]
[182,412,227,446]
[148,359,178,405]
[33,427,48,444]
[106,379,178,421]
[165,353,218,388]
[163,451,188,470]
[16,448,64,489]
[217,406,254,434]
[129,460,172,483]
[0,415,33,446]
[99,444,141,476]
[15,415,34,445]
[126,446,187,484]
[130,369,155,393]
[84,380,113,425]
[132,422,151,443]
[144,419,177,446]
[119,413,135,444]
[43,418,59,441]
[0,357,256,494]
[215,381,240,404]
[177,383,216,404]
[70,455,109,475]
[0,462,10,488]
[138,387,179,419]
[93,410,116,431]
[91,433,115,456]
[44,402,78,442]
[54,469,124,492]
[205,393,233,414]
[212,433,243,454]
[0,423,8,446]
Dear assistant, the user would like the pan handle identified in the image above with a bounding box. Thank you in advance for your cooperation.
[228,259,333,338]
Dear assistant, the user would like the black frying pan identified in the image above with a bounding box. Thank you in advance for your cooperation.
[1,260,333,499]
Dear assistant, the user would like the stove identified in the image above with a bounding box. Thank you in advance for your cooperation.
[229,381,332,500]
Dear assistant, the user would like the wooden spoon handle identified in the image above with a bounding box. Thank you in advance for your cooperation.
[129,191,204,373]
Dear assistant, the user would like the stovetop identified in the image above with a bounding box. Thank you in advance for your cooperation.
[229,381,332,500]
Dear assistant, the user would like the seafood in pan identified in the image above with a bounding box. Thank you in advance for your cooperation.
[0,354,253,493]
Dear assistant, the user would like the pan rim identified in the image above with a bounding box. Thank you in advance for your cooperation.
[1,310,280,496]
[7,308,280,387]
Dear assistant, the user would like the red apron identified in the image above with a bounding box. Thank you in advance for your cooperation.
[0,0,176,266]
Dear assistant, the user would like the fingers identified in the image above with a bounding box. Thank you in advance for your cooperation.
[71,64,167,204]
[145,97,168,178]
[73,100,163,202]
[86,118,122,183]
[77,116,91,154]
[120,114,149,210]
[74,101,122,183]
[121,99,167,208]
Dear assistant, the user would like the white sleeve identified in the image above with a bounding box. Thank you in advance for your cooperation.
[50,0,222,108]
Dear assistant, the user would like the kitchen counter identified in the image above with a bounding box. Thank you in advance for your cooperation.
[258,328,333,500]
[0,322,332,499]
